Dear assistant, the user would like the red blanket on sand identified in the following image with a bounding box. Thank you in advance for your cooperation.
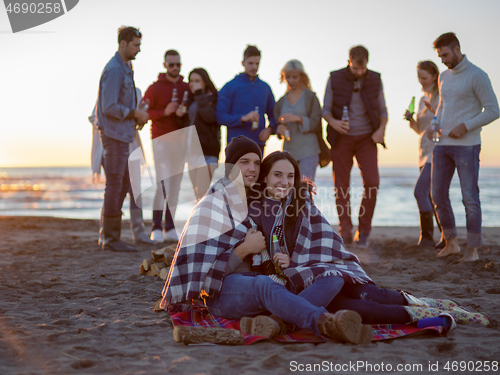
[169,308,450,345]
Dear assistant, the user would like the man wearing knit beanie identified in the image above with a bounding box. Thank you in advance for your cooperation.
[224,135,262,188]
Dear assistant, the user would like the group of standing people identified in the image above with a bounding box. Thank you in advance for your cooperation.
[92,26,495,343]
[93,26,498,267]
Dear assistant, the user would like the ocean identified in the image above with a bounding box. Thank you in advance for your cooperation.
[1,166,499,227]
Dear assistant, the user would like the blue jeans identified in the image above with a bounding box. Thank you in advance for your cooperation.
[205,274,344,336]
[414,163,433,212]
[432,145,482,247]
[299,154,319,182]
[327,283,409,324]
[101,134,131,216]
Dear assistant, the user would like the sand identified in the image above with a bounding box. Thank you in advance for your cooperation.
[0,216,499,375]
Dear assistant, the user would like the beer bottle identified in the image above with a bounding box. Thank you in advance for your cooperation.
[408,96,415,114]
[172,88,178,102]
[179,91,189,114]
[251,106,259,131]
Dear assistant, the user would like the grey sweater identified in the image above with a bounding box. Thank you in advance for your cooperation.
[436,55,499,146]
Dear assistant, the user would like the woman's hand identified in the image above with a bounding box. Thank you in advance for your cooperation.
[276,124,287,136]
[279,113,301,124]
[423,100,435,114]
[404,110,413,121]
[273,253,291,270]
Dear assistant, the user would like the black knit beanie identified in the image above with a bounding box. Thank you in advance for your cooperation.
[225,136,262,166]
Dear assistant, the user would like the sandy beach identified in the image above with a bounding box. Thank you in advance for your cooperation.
[0,216,498,375]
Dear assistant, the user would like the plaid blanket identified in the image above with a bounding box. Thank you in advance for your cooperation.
[279,196,373,292]
[169,307,451,345]
[161,177,251,308]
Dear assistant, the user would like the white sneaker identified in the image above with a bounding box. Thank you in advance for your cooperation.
[150,229,164,243]
[163,228,179,242]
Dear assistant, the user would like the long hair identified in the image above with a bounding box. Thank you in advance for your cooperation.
[249,151,315,241]
[188,67,218,97]
[280,59,311,91]
[417,60,440,93]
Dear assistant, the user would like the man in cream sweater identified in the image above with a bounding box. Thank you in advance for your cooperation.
[428,32,499,261]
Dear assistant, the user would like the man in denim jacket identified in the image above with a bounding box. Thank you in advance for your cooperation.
[96,26,149,252]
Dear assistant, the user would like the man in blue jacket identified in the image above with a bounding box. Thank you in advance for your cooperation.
[216,45,276,153]
[96,26,149,252]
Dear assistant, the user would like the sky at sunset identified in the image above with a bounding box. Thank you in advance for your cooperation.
[1,0,499,168]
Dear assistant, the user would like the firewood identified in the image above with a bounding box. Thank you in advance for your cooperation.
[159,267,169,280]
[139,264,147,274]
[173,326,244,345]
[153,298,163,312]
[150,262,166,277]
[151,248,166,262]
[142,258,154,271]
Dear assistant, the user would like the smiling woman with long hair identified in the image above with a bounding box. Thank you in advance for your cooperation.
[403,60,444,249]
[242,151,489,334]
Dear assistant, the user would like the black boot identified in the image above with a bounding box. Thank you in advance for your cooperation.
[102,215,137,252]
[130,209,155,245]
[417,211,435,247]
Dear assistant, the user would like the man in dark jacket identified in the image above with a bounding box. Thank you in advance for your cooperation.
[323,46,388,248]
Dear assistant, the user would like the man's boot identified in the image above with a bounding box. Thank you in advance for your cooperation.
[417,211,435,247]
[130,209,156,244]
[102,215,137,252]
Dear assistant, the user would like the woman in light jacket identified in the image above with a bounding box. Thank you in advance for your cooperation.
[274,60,323,181]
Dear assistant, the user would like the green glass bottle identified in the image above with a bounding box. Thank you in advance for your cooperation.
[408,96,415,114]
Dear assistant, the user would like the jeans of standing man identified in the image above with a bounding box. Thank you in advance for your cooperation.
[431,145,482,247]
[414,163,433,212]
[327,282,409,325]
[331,133,379,238]
[299,154,319,182]
[101,134,131,216]
[205,274,344,337]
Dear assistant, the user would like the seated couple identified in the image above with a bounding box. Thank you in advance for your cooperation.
[161,136,489,344]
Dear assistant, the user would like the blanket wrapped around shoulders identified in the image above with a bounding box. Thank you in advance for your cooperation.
[161,177,251,309]
[278,196,373,292]
[161,178,373,311]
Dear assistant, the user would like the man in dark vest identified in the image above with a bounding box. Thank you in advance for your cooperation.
[323,46,388,248]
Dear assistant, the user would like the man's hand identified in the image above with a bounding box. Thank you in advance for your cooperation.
[241,111,259,123]
[327,118,349,134]
[273,253,291,270]
[234,228,266,260]
[371,127,385,144]
[164,102,179,116]
[134,109,149,125]
[175,107,185,117]
[449,123,467,138]
[259,127,272,142]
